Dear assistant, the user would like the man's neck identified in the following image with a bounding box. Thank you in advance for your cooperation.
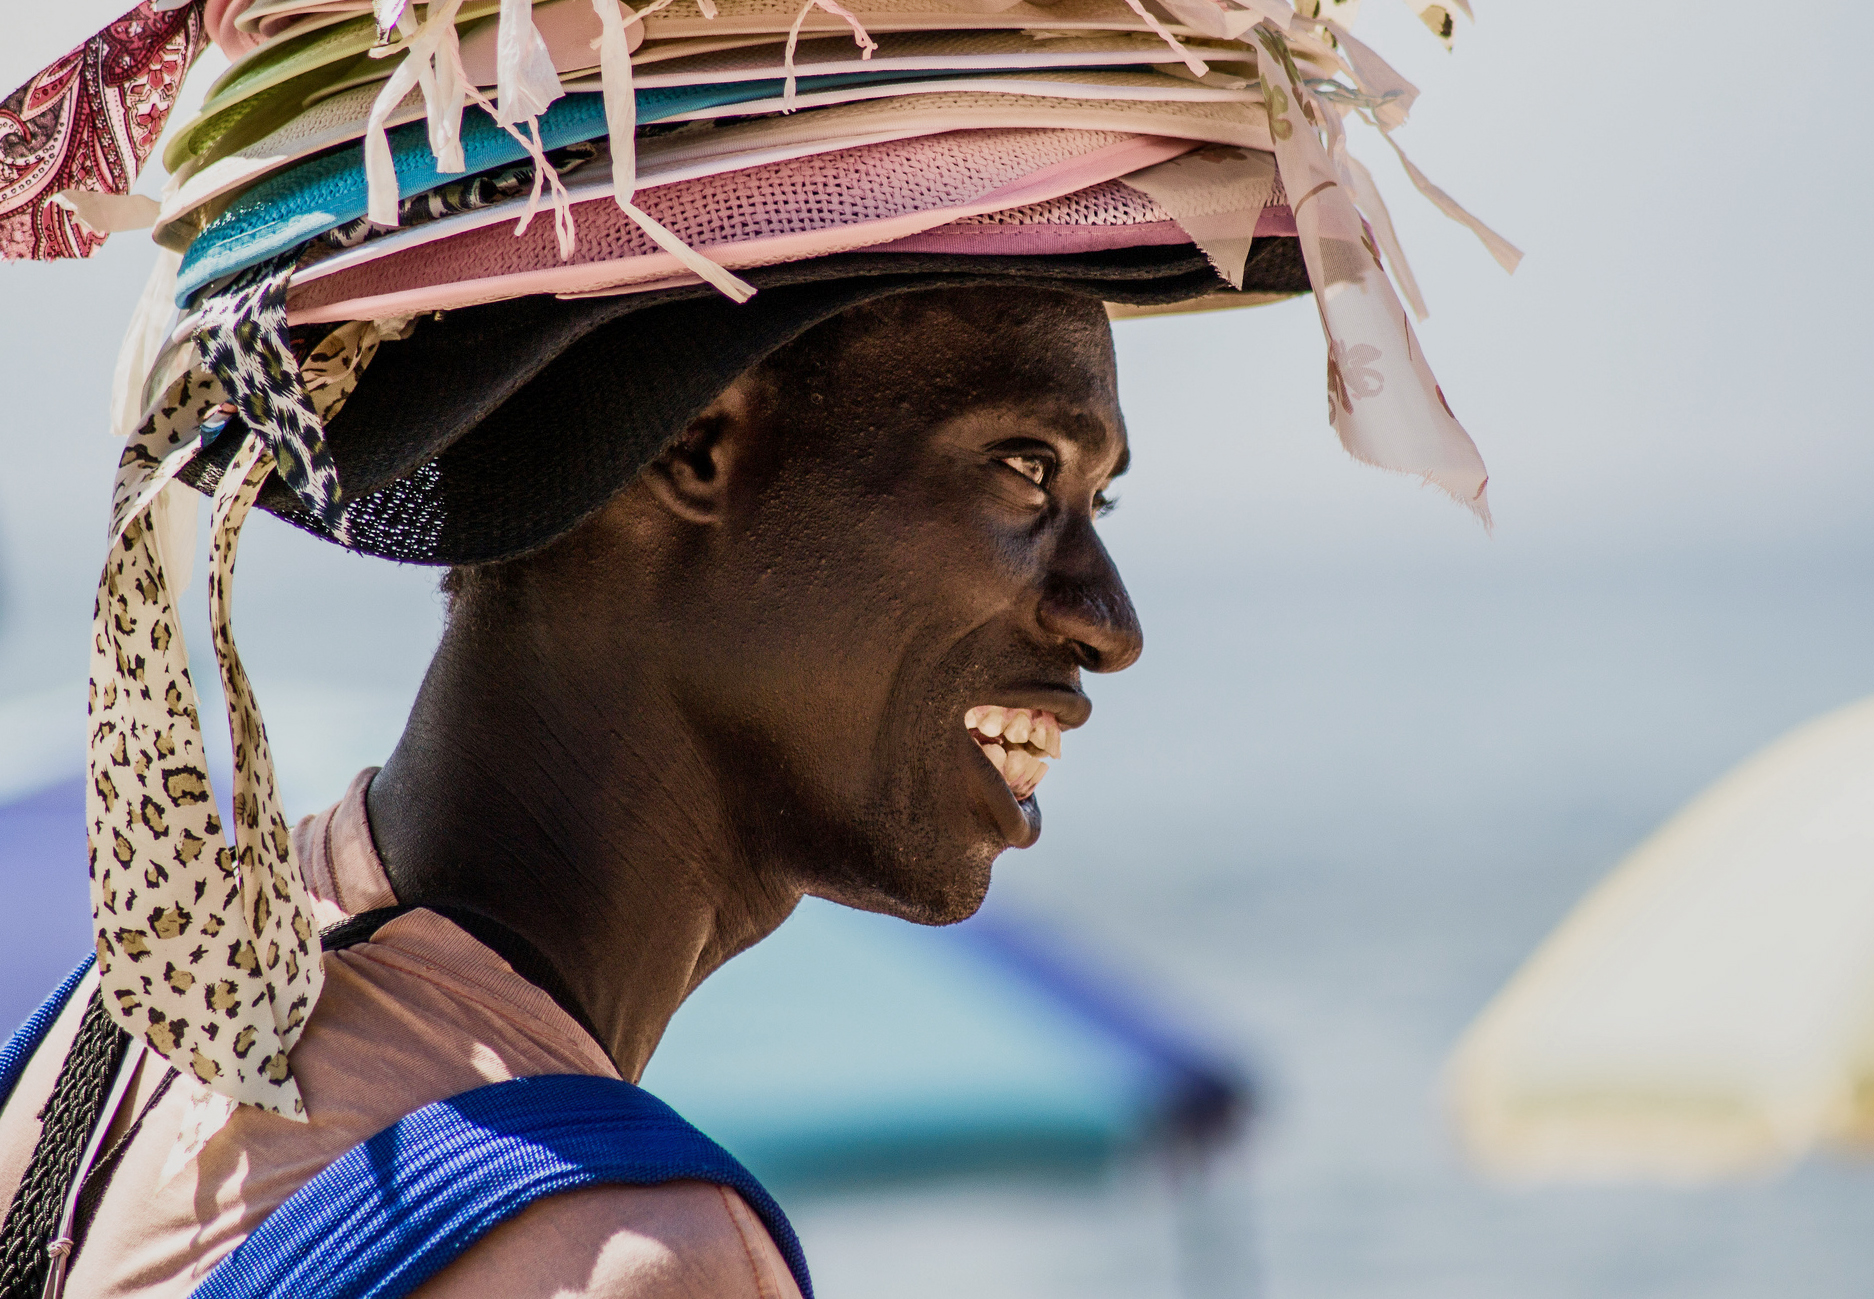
[363,625,799,1081]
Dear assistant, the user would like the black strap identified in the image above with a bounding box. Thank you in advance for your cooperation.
[0,992,130,1298]
[317,906,411,954]
[68,1066,178,1260]
[321,906,607,1054]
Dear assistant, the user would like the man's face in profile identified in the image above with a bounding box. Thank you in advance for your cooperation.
[653,289,1144,926]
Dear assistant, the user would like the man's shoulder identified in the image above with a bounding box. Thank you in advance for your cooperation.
[302,929,803,1298]
[410,1178,804,1299]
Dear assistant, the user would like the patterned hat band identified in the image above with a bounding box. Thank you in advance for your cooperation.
[0,0,1519,1113]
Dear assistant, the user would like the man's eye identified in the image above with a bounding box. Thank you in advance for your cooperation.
[1000,454,1049,487]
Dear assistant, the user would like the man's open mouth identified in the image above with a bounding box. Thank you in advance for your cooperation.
[964,706,1061,800]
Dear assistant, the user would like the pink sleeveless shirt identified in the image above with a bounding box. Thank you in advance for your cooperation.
[0,771,802,1298]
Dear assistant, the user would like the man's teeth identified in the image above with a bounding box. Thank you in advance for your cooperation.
[963,706,1060,798]
[1003,746,1046,798]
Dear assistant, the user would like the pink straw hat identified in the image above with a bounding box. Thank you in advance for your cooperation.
[287,127,1196,320]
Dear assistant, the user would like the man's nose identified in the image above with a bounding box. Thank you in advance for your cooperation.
[1036,522,1143,673]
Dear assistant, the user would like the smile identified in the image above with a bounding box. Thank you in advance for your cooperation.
[964,706,1061,801]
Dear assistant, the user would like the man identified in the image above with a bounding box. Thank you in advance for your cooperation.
[0,0,1501,1290]
[0,283,1138,1295]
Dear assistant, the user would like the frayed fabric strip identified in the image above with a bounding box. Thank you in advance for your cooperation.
[1375,126,1521,274]
[87,301,393,1117]
[90,419,321,1118]
[784,0,878,109]
[1254,28,1489,522]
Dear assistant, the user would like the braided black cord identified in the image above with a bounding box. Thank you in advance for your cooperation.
[0,991,130,1298]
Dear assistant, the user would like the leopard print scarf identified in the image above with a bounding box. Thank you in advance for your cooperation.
[87,262,393,1116]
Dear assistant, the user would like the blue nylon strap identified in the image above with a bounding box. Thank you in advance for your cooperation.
[191,1072,813,1299]
[0,956,95,1113]
[175,67,994,305]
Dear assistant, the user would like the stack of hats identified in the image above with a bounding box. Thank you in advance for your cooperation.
[17,0,1523,519]
[1,0,1515,1119]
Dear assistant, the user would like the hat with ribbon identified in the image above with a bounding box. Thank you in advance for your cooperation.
[3,0,1517,1118]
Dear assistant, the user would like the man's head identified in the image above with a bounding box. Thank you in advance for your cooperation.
[436,285,1142,926]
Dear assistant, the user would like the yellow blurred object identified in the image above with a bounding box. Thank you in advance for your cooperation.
[1447,695,1874,1182]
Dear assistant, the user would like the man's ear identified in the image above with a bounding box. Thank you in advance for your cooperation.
[641,374,762,525]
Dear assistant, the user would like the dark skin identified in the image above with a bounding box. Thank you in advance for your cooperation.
[366,287,1144,1081]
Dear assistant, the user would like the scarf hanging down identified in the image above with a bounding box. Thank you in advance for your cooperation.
[85,260,384,1115]
[88,431,321,1115]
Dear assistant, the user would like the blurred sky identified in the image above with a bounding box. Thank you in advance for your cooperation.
[3,1,1874,1295]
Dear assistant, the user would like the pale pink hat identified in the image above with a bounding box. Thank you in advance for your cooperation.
[287,127,1201,321]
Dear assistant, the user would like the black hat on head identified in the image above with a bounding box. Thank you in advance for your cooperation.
[183,242,1306,565]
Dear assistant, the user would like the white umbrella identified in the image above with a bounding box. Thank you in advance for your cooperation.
[1448,694,1874,1182]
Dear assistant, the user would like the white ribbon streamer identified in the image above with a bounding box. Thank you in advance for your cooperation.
[1377,128,1521,274]
[424,10,472,172]
[591,0,640,199]
[620,200,757,301]
[496,0,567,126]
[363,0,471,225]
[589,0,679,203]
[784,0,879,110]
[1340,148,1426,320]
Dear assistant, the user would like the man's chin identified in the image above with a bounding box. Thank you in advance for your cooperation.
[806,846,997,927]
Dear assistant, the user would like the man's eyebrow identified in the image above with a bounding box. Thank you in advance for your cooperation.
[1028,408,1128,480]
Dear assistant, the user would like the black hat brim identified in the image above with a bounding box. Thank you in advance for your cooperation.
[182,240,1305,565]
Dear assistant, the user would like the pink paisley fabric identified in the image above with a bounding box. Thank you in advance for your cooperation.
[0,0,205,261]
